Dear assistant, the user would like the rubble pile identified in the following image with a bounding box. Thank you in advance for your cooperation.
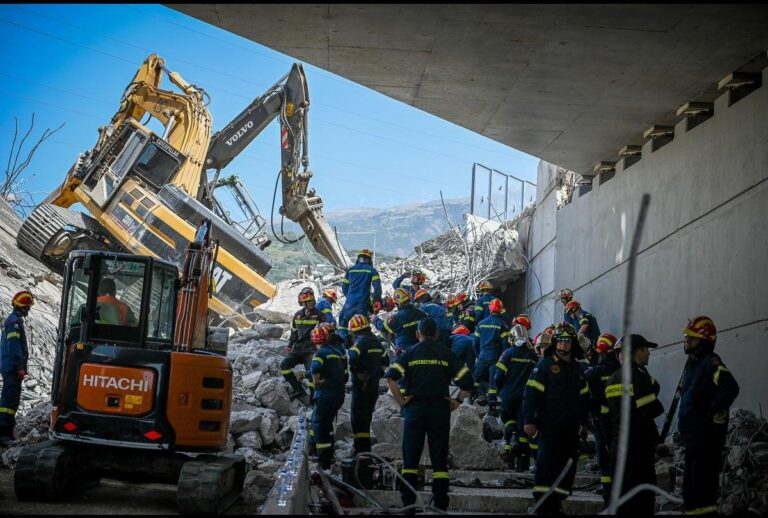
[720,409,768,514]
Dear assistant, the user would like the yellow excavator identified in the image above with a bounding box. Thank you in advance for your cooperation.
[17,54,351,328]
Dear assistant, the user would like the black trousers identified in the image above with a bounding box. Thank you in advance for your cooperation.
[401,399,451,510]
[610,438,657,515]
[312,391,345,469]
[0,372,21,437]
[532,426,579,515]
[280,346,314,393]
[351,377,380,454]
[682,424,727,515]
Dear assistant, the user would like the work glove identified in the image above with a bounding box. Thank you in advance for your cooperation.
[17,369,26,381]
[373,301,382,313]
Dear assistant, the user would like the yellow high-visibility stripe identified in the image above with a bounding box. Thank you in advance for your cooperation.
[504,420,516,426]
[392,363,405,375]
[312,357,324,365]
[527,379,545,392]
[636,393,657,408]
[408,359,448,367]
[322,309,332,314]
[0,407,16,415]
[601,375,611,381]
[496,362,508,372]
[713,366,730,386]
[316,443,332,449]
[348,269,370,274]
[685,505,719,515]
[554,487,570,496]
[354,432,371,438]
[403,321,419,328]
[580,384,590,396]
[504,444,512,450]
[600,405,610,414]
[605,383,634,398]
[383,320,394,334]
[601,476,612,483]
[371,275,380,281]
[327,354,343,360]
[432,471,449,479]
[401,468,419,474]
[487,389,497,394]
[281,369,294,375]
[511,358,534,363]
[518,437,529,443]
[479,324,501,330]
[368,348,383,354]
[350,346,361,355]
[295,319,319,325]
[454,366,470,381]
[533,485,550,493]
[529,443,538,450]
[500,331,509,338]
[6,332,20,339]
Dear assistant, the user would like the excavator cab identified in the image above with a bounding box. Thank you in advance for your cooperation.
[15,250,246,514]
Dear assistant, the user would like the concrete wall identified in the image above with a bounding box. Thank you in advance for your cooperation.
[545,67,768,414]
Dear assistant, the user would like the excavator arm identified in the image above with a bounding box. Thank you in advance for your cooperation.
[203,63,351,272]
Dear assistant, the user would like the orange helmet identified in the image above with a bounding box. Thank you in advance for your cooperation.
[454,292,468,306]
[411,271,426,285]
[348,314,370,333]
[684,316,717,343]
[452,325,470,335]
[477,280,493,292]
[446,297,457,308]
[558,288,573,302]
[414,288,430,302]
[489,298,503,314]
[298,287,315,304]
[514,315,531,330]
[12,290,34,308]
[311,326,329,344]
[393,288,411,305]
[564,300,581,315]
[322,289,337,303]
[595,333,618,354]
[357,249,373,258]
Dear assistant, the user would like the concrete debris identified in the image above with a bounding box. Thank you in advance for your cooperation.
[448,404,506,470]
[719,409,768,515]
[371,415,404,445]
[482,414,504,442]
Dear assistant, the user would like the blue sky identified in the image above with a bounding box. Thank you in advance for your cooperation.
[0,4,539,215]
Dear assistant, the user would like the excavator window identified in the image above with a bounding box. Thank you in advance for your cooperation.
[65,257,89,340]
[147,266,177,345]
[133,141,181,189]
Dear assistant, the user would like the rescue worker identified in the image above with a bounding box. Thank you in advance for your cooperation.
[347,314,389,455]
[584,333,620,502]
[316,289,338,326]
[678,316,739,515]
[449,325,476,372]
[512,315,532,336]
[0,291,34,446]
[97,278,138,326]
[604,334,664,515]
[558,289,579,331]
[489,323,538,471]
[564,300,601,363]
[281,287,324,402]
[338,249,382,344]
[393,270,426,301]
[447,293,467,326]
[473,280,496,324]
[373,288,427,396]
[523,322,590,515]
[473,298,509,404]
[413,289,452,345]
[309,325,348,470]
[384,318,474,512]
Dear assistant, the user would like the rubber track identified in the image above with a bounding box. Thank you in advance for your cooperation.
[16,203,120,273]
[176,455,246,515]
[14,440,99,500]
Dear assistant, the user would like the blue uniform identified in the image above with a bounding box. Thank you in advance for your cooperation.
[678,350,739,515]
[392,273,420,301]
[584,354,620,499]
[339,261,382,341]
[281,306,325,396]
[574,310,601,361]
[523,353,590,514]
[449,334,476,372]
[419,302,452,344]
[472,314,509,397]
[490,344,538,462]
[316,297,336,325]
[310,342,348,469]
[0,310,28,439]
[384,338,474,510]
[375,304,427,396]
[348,330,389,454]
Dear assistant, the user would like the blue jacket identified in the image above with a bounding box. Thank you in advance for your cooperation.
[375,304,428,350]
[310,343,348,397]
[490,344,538,403]
[419,302,452,334]
[574,310,601,348]
[348,330,389,385]
[678,350,739,439]
[342,260,382,308]
[474,314,509,360]
[474,293,510,325]
[316,298,336,325]
[449,333,476,372]
[523,353,590,429]
[1,310,28,374]
[392,273,420,301]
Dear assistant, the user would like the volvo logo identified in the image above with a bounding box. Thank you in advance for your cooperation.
[225,121,254,146]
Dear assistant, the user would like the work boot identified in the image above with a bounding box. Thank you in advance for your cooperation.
[516,454,530,473]
[502,449,516,470]
[476,395,488,407]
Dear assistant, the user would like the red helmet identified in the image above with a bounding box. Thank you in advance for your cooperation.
[322,289,337,303]
[446,297,457,308]
[595,333,618,354]
[454,292,468,306]
[298,287,315,304]
[684,316,717,343]
[311,326,329,344]
[489,298,503,314]
[393,288,411,305]
[348,314,370,333]
[564,300,581,315]
[12,290,34,308]
[452,325,470,335]
[318,322,335,334]
[414,288,430,302]
[514,315,531,330]
[411,271,426,285]
[558,288,574,302]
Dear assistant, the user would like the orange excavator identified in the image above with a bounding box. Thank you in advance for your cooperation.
[14,222,245,514]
